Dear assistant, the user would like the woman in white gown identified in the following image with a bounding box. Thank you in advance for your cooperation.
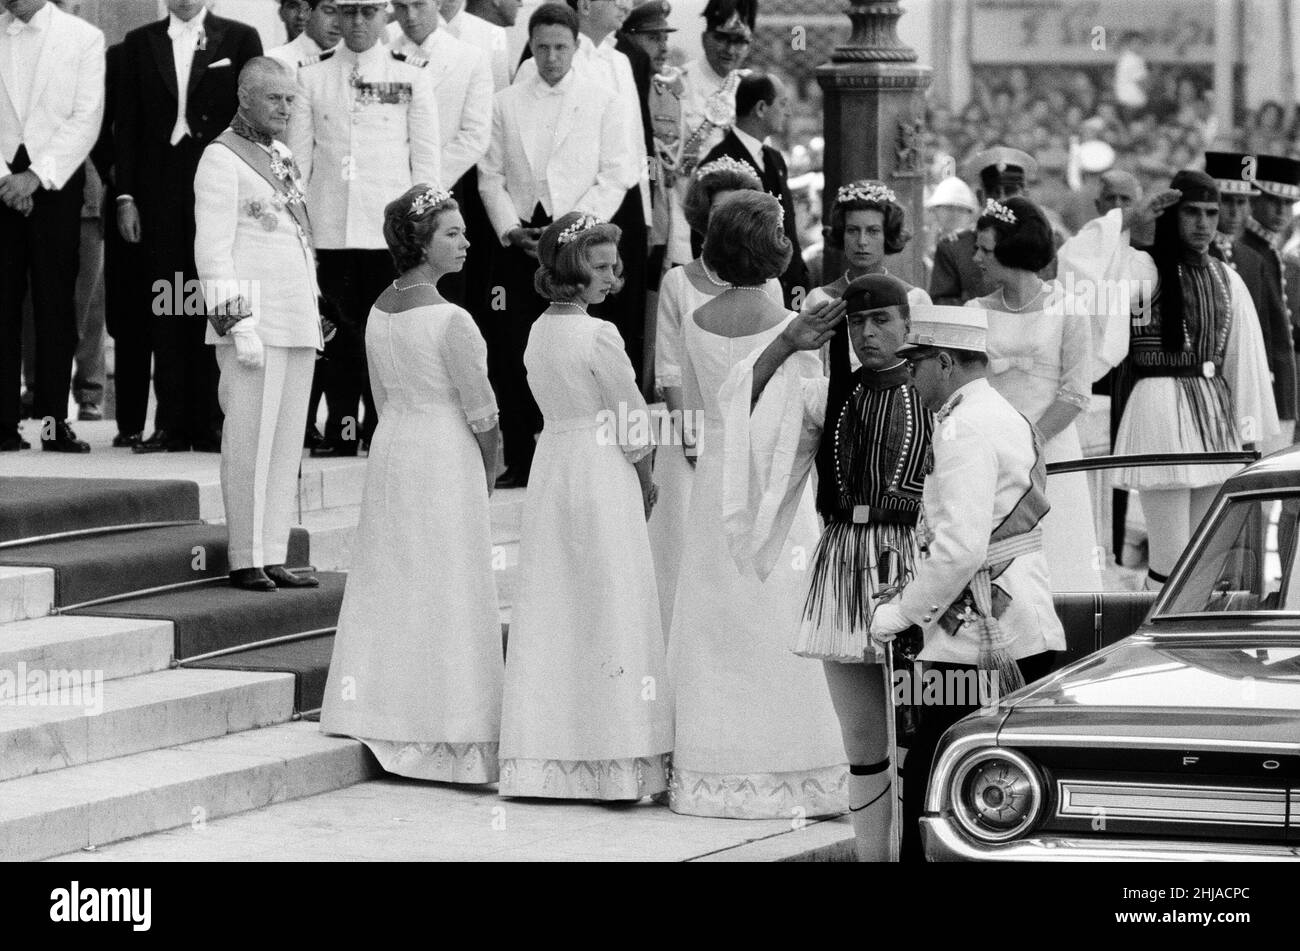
[651,157,782,639]
[498,213,672,800]
[669,191,848,819]
[320,187,503,782]
[968,196,1103,591]
[805,180,931,373]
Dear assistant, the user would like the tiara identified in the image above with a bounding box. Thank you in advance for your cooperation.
[695,156,754,181]
[410,186,453,217]
[836,181,897,206]
[557,214,602,245]
[982,198,1017,225]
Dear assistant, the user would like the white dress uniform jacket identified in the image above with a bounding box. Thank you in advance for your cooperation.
[266,32,334,79]
[0,2,104,190]
[388,26,493,185]
[436,6,511,91]
[666,57,734,264]
[287,42,442,250]
[478,67,628,242]
[193,137,323,350]
[899,378,1066,664]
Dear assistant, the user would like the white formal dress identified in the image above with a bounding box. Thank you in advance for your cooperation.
[972,284,1103,591]
[320,303,502,783]
[649,264,782,638]
[668,311,848,819]
[498,310,671,799]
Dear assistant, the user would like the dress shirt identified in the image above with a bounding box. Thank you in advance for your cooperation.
[168,6,208,146]
[732,125,766,174]
[528,70,573,216]
[2,3,53,126]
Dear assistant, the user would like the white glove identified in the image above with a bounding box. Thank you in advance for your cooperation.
[869,602,910,645]
[231,323,264,369]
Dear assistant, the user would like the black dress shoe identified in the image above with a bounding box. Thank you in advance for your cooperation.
[230,568,277,592]
[41,421,91,453]
[133,430,189,453]
[264,565,320,588]
[191,439,222,453]
[494,467,529,489]
[304,427,325,451]
[0,435,30,452]
[112,432,143,449]
[309,440,358,458]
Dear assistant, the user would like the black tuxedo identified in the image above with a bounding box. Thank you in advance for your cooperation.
[1238,228,1298,422]
[115,14,261,443]
[699,130,809,308]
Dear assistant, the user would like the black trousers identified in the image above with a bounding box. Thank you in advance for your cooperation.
[103,195,152,436]
[315,249,394,448]
[0,161,84,438]
[142,137,219,443]
[595,187,647,387]
[900,650,1058,863]
[495,205,551,474]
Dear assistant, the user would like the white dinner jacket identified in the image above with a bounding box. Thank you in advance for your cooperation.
[478,69,627,242]
[194,136,322,350]
[387,26,493,185]
[0,3,104,190]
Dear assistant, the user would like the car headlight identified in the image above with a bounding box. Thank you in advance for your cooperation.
[948,748,1043,843]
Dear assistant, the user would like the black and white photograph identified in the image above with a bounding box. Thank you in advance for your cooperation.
[0,0,1296,918]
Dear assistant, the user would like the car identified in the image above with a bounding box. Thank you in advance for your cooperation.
[921,449,1300,861]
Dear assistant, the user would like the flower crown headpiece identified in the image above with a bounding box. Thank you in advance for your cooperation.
[695,156,754,181]
[410,186,453,217]
[982,198,1017,225]
[557,214,602,246]
[836,181,897,206]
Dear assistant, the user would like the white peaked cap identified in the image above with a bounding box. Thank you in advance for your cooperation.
[898,305,989,355]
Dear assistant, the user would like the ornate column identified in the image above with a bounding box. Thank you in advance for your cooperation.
[816,1,932,287]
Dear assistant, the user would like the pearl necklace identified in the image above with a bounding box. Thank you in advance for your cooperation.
[548,301,588,314]
[393,274,439,291]
[700,261,730,289]
[996,282,1048,313]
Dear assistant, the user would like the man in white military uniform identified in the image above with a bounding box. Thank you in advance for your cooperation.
[870,304,1065,862]
[195,58,323,592]
[478,1,627,486]
[287,0,441,456]
[266,0,341,78]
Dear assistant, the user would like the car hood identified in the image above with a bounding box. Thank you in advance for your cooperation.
[998,634,1300,748]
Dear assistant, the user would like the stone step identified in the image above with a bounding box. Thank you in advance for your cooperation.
[294,505,359,572]
[0,566,54,624]
[491,488,524,536]
[0,615,173,683]
[0,668,294,783]
[492,538,519,609]
[0,720,376,862]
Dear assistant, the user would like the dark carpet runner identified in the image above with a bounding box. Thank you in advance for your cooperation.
[0,477,199,543]
[0,524,310,607]
[188,634,336,714]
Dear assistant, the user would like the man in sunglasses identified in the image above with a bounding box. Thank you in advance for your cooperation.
[869,304,1064,861]
[664,0,755,271]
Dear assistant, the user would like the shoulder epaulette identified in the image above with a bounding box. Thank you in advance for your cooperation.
[302,48,335,67]
[391,50,428,68]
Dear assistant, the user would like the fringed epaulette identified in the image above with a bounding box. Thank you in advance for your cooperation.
[935,392,963,423]
[391,50,429,68]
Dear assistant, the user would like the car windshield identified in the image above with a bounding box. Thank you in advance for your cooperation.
[1161,494,1300,616]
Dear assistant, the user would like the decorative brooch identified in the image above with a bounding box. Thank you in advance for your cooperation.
[268,154,306,208]
[836,180,897,206]
[410,186,453,217]
[557,214,602,245]
[244,199,279,232]
[983,198,1017,225]
[695,155,753,181]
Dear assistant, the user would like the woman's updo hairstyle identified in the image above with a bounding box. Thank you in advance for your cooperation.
[975,195,1054,273]
[534,212,624,301]
[702,191,792,286]
[826,179,912,253]
[683,156,763,237]
[383,184,458,273]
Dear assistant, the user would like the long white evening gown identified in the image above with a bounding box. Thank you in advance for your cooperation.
[973,284,1103,591]
[498,309,673,799]
[650,264,783,639]
[668,309,849,819]
[320,303,503,782]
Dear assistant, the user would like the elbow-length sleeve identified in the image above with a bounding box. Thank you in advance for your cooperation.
[443,306,499,433]
[1055,298,1094,411]
[655,269,686,390]
[592,321,653,462]
[1223,266,1281,445]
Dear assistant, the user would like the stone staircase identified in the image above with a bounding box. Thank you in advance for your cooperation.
[0,453,525,861]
